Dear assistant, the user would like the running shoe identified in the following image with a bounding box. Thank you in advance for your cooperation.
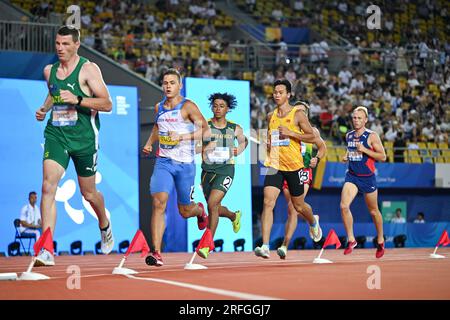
[145,251,164,267]
[254,245,270,259]
[344,240,358,255]
[376,242,385,259]
[309,215,322,242]
[277,245,287,260]
[100,221,114,254]
[197,247,210,259]
[34,248,55,267]
[232,210,242,233]
[197,203,208,230]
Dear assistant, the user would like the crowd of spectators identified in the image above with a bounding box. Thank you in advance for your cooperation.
[24,0,449,150]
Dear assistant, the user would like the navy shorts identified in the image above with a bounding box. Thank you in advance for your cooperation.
[345,172,377,194]
[150,157,195,205]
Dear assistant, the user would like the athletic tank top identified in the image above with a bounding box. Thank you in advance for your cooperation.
[301,141,313,168]
[156,98,195,163]
[201,119,237,175]
[45,56,99,151]
[347,129,376,176]
[264,107,304,171]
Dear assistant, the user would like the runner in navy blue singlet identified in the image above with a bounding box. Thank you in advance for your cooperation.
[340,106,387,259]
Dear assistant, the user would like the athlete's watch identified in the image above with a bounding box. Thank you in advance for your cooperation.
[77,95,83,106]
[315,156,321,163]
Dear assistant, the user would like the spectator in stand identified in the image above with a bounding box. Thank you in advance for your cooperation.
[413,212,425,223]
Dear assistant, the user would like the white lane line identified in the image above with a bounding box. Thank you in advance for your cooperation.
[125,274,281,300]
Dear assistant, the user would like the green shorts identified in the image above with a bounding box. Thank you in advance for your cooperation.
[201,170,234,200]
[43,138,97,177]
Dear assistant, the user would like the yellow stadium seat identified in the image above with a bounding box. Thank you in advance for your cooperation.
[325,140,334,147]
[263,85,273,95]
[442,150,450,157]
[427,142,437,149]
[417,142,427,149]
[438,142,448,149]
[336,148,346,156]
[243,72,254,81]
[408,156,422,164]
[326,154,338,162]
[384,141,393,148]
[445,156,450,163]
[407,149,419,156]
[435,157,445,163]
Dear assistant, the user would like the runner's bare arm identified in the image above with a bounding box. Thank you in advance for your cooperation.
[313,127,327,159]
[357,132,386,161]
[60,62,112,112]
[234,124,248,156]
[36,65,54,120]
[143,103,160,155]
[278,109,315,142]
[179,101,211,142]
[266,112,273,154]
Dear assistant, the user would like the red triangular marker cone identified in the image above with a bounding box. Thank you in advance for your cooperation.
[33,227,54,256]
[323,229,341,249]
[125,230,150,258]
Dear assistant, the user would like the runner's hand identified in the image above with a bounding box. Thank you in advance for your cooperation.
[60,90,78,104]
[310,157,318,168]
[278,125,291,138]
[142,144,152,156]
[342,153,348,163]
[36,107,47,121]
[169,131,181,142]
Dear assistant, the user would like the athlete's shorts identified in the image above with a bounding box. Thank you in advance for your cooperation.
[43,138,97,177]
[201,170,234,200]
[150,157,195,205]
[264,167,305,197]
[345,172,377,194]
[282,168,312,189]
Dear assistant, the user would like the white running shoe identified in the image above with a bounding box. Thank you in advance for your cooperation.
[34,249,55,267]
[100,221,114,254]
[309,215,323,242]
[277,245,287,259]
[254,245,270,259]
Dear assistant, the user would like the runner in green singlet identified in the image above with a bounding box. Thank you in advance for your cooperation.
[34,26,114,266]
[277,101,327,259]
[197,93,248,259]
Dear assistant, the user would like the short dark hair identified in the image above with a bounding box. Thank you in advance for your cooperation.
[208,92,237,110]
[163,68,182,83]
[273,79,292,93]
[29,191,37,198]
[418,212,425,218]
[57,25,80,42]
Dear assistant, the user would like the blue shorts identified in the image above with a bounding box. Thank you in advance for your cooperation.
[345,172,377,194]
[150,157,195,205]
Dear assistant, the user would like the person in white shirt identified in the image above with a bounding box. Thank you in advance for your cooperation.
[338,66,352,85]
[391,208,406,223]
[19,191,42,239]
[413,212,425,223]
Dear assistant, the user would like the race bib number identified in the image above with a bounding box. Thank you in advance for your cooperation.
[52,105,77,126]
[271,130,290,147]
[348,150,363,161]
[159,132,179,149]
[298,169,310,184]
[221,176,233,191]
[190,185,195,201]
[207,147,230,163]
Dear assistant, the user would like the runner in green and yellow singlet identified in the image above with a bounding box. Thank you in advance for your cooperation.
[197,93,248,259]
[34,26,114,266]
